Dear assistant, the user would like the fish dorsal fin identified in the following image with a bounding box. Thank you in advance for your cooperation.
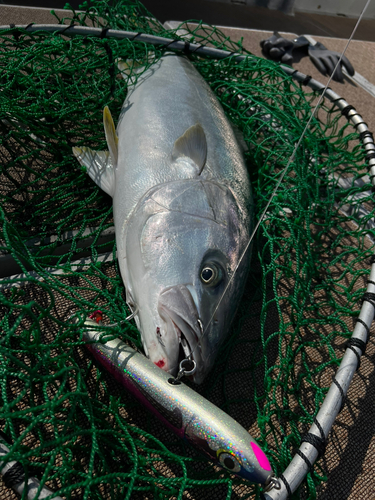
[103,106,119,167]
[173,124,207,175]
[72,146,115,197]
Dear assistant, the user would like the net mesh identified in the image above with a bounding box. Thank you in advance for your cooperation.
[0,1,373,499]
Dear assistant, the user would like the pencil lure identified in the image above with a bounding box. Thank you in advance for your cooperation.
[81,318,273,485]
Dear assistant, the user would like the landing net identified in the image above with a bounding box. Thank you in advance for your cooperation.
[0,1,374,499]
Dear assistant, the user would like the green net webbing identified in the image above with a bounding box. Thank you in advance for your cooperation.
[0,1,374,499]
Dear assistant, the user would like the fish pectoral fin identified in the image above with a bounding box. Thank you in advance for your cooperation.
[172,123,207,175]
[72,146,115,197]
[103,106,119,167]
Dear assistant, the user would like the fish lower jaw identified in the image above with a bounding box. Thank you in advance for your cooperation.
[157,306,203,380]
[166,319,202,380]
[174,324,208,385]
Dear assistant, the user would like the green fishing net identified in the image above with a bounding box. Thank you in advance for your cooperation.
[0,1,373,499]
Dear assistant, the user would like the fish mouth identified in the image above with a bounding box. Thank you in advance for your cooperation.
[158,285,203,379]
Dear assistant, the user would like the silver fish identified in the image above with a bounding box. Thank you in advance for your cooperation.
[81,318,273,485]
[72,54,253,383]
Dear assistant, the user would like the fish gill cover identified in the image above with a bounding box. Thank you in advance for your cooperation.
[0,1,373,499]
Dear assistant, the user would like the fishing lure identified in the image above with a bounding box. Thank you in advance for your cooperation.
[79,317,273,486]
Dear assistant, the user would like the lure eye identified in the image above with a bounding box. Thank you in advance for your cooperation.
[218,452,241,473]
[200,263,222,286]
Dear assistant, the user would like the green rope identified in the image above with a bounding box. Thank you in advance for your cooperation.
[0,1,372,498]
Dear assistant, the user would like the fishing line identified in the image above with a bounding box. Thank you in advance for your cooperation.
[187,0,372,366]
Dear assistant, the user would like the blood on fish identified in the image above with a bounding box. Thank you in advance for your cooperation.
[155,360,165,368]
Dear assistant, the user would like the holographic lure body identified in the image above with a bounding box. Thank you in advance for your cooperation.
[82,318,273,485]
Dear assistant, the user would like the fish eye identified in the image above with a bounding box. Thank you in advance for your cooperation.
[200,263,222,286]
[218,452,241,473]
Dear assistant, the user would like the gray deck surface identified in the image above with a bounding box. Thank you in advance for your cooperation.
[2,0,375,41]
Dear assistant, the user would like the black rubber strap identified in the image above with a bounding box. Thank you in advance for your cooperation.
[60,23,76,35]
[131,32,142,42]
[296,449,313,471]
[318,86,332,95]
[359,130,374,141]
[279,474,292,497]
[346,344,361,369]
[353,120,368,130]
[298,433,327,469]
[183,41,190,55]
[341,105,355,117]
[9,26,21,43]
[313,416,325,439]
[191,43,204,54]
[346,335,368,370]
[100,27,110,38]
[164,39,178,50]
[355,318,370,336]
[296,450,313,472]
[332,377,346,411]
[298,414,327,472]
[362,292,375,306]
[0,430,27,489]
[302,75,312,86]
[347,336,367,351]
[3,462,25,488]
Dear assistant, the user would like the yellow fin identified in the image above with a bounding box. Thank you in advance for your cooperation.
[103,106,118,167]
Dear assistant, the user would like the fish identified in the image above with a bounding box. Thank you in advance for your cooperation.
[72,54,253,384]
[80,317,273,485]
